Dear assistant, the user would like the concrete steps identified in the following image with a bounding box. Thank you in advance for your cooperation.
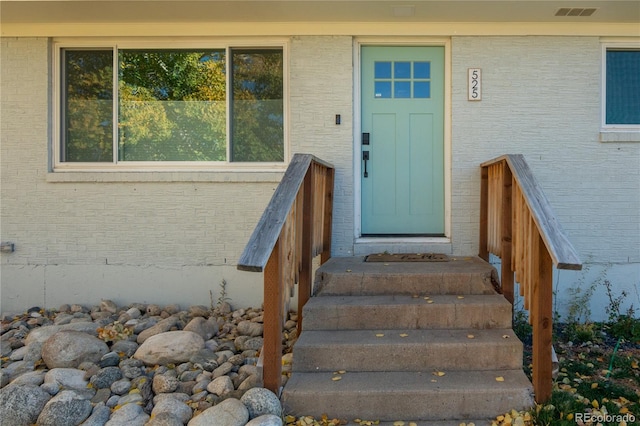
[281,256,534,422]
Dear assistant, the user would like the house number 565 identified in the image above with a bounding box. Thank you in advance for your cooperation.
[468,68,482,101]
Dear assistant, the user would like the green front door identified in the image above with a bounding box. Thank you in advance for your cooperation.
[361,46,444,236]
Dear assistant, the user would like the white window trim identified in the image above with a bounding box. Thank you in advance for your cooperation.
[52,37,290,172]
[600,39,640,140]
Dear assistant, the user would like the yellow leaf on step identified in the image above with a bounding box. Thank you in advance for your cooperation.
[433,371,446,376]
[412,294,419,298]
[338,370,346,374]
[427,300,434,304]
[423,296,430,300]
[431,379,438,382]
[332,376,342,381]
[467,334,475,339]
[375,333,385,337]
[393,422,405,426]
[399,333,409,337]
[457,296,465,299]
[502,334,510,339]
[409,423,417,426]
[495,376,505,382]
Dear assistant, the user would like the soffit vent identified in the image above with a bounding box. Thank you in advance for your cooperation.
[555,7,598,17]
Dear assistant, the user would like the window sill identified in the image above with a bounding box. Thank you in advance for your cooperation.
[600,131,640,143]
[46,170,286,183]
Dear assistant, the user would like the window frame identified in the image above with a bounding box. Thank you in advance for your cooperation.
[601,40,640,133]
[52,38,289,171]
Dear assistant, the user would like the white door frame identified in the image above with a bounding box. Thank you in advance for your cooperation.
[353,37,452,244]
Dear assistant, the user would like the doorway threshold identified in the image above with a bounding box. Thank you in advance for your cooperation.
[353,236,452,256]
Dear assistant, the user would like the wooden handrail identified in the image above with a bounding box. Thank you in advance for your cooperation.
[479,154,582,403]
[238,153,334,394]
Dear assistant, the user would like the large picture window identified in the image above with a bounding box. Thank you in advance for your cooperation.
[603,46,640,128]
[59,45,284,164]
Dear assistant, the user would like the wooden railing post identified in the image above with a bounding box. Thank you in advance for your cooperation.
[321,167,334,264]
[479,165,489,261]
[263,240,283,394]
[298,168,314,336]
[532,234,554,403]
[501,163,514,305]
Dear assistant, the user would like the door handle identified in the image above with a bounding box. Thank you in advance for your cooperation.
[362,151,369,178]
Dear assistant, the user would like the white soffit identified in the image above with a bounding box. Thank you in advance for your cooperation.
[1,0,639,24]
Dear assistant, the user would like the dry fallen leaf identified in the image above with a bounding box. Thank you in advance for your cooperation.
[467,334,475,339]
[337,370,346,374]
[427,300,434,304]
[433,371,446,377]
[457,296,465,299]
[502,334,510,339]
[423,296,430,300]
[632,359,638,369]
[399,333,409,337]
[375,333,385,337]
[495,376,505,382]
[346,269,352,272]
[332,376,342,381]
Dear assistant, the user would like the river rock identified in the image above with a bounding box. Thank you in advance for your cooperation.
[136,317,179,344]
[188,305,210,317]
[246,414,284,426]
[100,299,118,314]
[25,322,100,346]
[111,339,139,357]
[184,317,218,340]
[41,330,109,368]
[151,393,193,424]
[187,397,249,426]
[207,375,234,396]
[9,370,45,386]
[105,401,150,426]
[44,368,89,391]
[152,373,179,393]
[237,321,263,337]
[36,389,92,426]
[240,387,282,419]
[81,402,112,426]
[0,383,51,426]
[134,331,204,365]
[90,366,122,389]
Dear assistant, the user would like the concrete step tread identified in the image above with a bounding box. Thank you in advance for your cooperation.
[315,256,499,297]
[296,328,519,346]
[282,370,534,420]
[317,255,494,276]
[292,328,523,372]
[284,370,532,393]
[302,294,512,331]
[305,293,510,307]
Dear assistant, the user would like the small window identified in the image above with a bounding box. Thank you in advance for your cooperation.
[58,44,284,165]
[373,60,431,100]
[603,45,640,129]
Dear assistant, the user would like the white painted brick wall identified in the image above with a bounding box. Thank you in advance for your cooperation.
[451,36,640,264]
[289,36,355,256]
